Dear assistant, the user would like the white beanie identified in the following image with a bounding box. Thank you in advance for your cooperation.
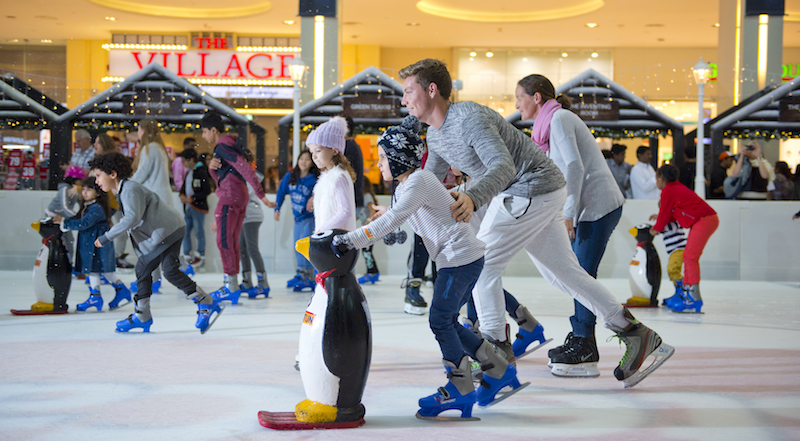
[306,116,347,154]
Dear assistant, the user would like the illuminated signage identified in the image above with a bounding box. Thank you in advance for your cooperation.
[709,62,799,82]
[109,48,299,81]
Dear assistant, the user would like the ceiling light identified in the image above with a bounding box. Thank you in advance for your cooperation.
[469,51,476,57]
[486,51,494,57]
[41,39,52,43]
[591,52,598,58]
[561,52,568,57]
[522,57,528,62]
[283,20,295,25]
[713,23,720,27]
[586,23,598,28]
[105,16,115,21]
[406,22,420,26]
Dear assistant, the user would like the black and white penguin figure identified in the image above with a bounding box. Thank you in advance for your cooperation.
[260,229,371,429]
[11,218,73,315]
[625,224,661,307]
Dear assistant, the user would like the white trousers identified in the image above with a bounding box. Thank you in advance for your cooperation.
[472,187,628,342]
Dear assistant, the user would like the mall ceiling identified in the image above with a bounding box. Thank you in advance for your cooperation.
[1,0,799,49]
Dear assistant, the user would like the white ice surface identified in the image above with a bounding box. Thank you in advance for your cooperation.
[1,271,799,441]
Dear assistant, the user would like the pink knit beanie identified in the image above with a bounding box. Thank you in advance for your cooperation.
[306,116,347,154]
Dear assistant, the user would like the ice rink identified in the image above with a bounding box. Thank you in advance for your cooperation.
[1,270,799,441]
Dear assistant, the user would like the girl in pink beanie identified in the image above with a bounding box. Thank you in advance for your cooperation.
[296,116,357,291]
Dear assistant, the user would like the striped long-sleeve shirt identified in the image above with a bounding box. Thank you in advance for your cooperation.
[342,169,484,269]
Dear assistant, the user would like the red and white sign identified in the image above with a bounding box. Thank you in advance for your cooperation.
[3,170,19,190]
[21,159,36,179]
[39,166,48,181]
[109,49,298,80]
[119,142,137,158]
[7,150,22,169]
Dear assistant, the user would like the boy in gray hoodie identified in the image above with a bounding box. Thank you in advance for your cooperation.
[90,152,221,333]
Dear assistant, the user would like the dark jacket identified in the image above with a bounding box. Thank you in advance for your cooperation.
[180,163,212,213]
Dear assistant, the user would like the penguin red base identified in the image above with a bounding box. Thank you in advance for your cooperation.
[10,309,69,316]
[257,411,365,430]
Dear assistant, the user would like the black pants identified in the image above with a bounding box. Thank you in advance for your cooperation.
[134,239,196,300]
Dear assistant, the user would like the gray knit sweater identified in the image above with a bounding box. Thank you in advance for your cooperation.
[425,101,565,209]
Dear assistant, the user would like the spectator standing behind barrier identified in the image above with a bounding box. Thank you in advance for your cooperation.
[630,145,660,199]
[772,161,795,201]
[678,144,698,192]
[606,144,632,198]
[708,151,735,199]
[172,137,197,191]
[730,141,775,200]
[61,129,95,174]
[178,148,211,270]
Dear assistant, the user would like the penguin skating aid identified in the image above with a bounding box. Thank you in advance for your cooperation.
[11,219,73,316]
[625,224,661,307]
[258,230,371,430]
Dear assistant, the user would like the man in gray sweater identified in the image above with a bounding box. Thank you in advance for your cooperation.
[398,59,673,388]
[90,152,221,334]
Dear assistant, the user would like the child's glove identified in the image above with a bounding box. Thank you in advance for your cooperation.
[331,235,353,258]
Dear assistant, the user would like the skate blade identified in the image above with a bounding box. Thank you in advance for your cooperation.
[669,309,705,314]
[515,338,554,360]
[108,300,132,311]
[480,381,530,408]
[415,412,480,422]
[622,343,675,388]
[200,304,226,335]
[404,304,426,315]
[551,362,600,378]
[74,309,105,314]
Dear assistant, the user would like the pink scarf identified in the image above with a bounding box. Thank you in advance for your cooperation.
[531,99,562,155]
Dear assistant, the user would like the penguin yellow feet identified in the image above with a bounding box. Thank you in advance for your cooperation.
[295,399,338,423]
[623,296,656,307]
[31,302,54,312]
[257,399,365,430]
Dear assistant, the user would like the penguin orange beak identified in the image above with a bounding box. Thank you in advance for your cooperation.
[629,227,637,237]
[31,221,41,232]
[295,236,310,260]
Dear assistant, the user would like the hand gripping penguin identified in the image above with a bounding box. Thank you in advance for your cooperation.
[258,229,371,430]
[11,218,73,315]
[625,224,661,307]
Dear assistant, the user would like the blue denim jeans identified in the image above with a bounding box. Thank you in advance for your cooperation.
[570,205,623,337]
[294,216,315,271]
[430,258,484,364]
[182,206,206,256]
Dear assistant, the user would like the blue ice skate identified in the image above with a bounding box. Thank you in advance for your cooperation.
[357,272,380,284]
[293,276,316,292]
[195,301,224,334]
[115,314,152,333]
[210,286,242,305]
[511,306,552,358]
[416,358,479,421]
[76,290,103,312]
[108,282,132,310]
